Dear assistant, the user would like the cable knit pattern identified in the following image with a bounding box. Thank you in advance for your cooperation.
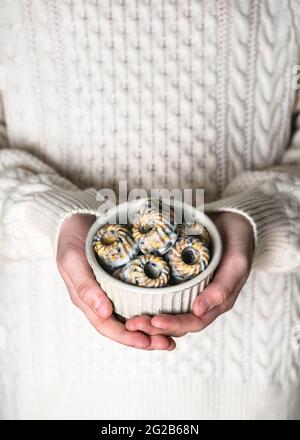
[0,97,8,148]
[0,0,300,419]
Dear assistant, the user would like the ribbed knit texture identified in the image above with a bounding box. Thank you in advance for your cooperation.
[0,0,300,419]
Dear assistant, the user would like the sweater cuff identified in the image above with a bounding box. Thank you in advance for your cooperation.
[24,187,100,258]
[205,188,294,271]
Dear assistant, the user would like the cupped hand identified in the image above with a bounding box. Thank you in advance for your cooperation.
[57,214,175,350]
[126,212,254,337]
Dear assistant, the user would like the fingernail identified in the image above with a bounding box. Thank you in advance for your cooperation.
[167,340,176,351]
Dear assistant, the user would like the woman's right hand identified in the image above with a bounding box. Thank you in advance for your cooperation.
[56,213,175,351]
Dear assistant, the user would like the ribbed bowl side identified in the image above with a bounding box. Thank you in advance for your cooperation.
[93,269,214,318]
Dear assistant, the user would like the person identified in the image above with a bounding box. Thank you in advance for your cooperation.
[0,0,299,419]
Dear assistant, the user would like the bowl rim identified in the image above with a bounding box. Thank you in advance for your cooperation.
[85,198,222,295]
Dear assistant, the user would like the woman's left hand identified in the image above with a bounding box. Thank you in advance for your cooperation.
[125,212,254,338]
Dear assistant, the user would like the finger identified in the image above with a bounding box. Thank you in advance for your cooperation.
[126,314,188,337]
[58,246,112,319]
[193,300,232,331]
[63,256,176,349]
[125,316,177,348]
[88,309,175,350]
[193,249,250,317]
[152,296,236,337]
[97,315,151,348]
[128,313,205,337]
[74,291,175,350]
[144,335,176,350]
[128,299,235,338]
[75,292,152,349]
[151,313,203,335]
[166,338,176,350]
[125,315,161,335]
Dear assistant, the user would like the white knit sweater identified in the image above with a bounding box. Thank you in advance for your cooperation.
[0,0,300,420]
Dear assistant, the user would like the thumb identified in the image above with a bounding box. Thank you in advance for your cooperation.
[58,244,113,319]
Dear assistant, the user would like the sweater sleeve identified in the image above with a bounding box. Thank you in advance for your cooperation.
[205,93,300,273]
[0,97,99,260]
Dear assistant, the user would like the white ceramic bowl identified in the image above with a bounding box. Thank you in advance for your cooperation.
[85,199,222,318]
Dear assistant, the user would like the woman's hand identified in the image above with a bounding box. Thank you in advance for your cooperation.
[126,212,254,337]
[57,214,175,350]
